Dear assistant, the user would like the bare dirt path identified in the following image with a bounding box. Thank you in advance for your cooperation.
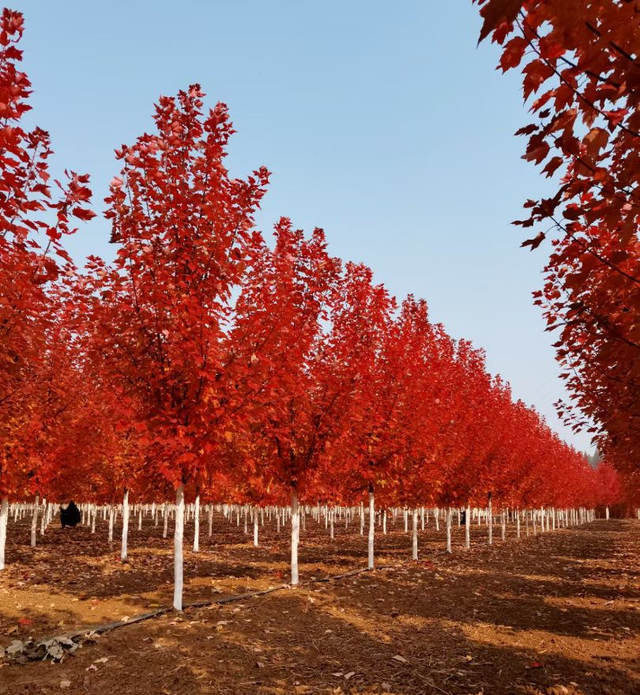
[0,517,638,694]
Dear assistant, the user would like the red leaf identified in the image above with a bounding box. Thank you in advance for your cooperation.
[72,207,96,221]
[478,0,524,44]
[521,232,546,251]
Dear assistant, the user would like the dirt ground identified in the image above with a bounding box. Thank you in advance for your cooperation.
[0,511,638,695]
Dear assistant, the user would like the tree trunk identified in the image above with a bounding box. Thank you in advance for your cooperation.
[193,494,200,553]
[516,508,521,538]
[446,507,452,553]
[40,498,47,536]
[412,508,418,560]
[30,495,39,548]
[487,494,493,545]
[253,507,259,547]
[0,497,8,570]
[173,484,185,610]
[163,502,169,539]
[290,487,300,586]
[465,504,471,549]
[368,489,375,570]
[208,505,213,537]
[108,506,115,542]
[121,489,130,561]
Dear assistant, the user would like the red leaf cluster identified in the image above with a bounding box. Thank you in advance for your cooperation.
[475,0,640,496]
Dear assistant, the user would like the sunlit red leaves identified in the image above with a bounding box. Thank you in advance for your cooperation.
[0,9,94,498]
[91,82,272,491]
[475,0,640,479]
[499,36,528,71]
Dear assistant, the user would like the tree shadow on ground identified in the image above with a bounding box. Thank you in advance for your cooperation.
[1,578,638,695]
[2,516,638,695]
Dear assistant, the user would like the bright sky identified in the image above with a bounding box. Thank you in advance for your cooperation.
[13,0,594,452]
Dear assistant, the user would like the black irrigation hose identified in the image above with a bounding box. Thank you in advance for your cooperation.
[7,523,579,663]
[4,564,399,663]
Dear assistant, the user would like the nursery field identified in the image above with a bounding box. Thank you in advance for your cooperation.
[0,516,638,695]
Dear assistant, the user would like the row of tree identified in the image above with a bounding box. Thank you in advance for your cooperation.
[0,8,626,608]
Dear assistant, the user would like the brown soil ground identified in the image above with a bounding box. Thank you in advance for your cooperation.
[0,512,638,695]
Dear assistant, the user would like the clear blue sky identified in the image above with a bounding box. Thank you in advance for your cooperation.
[13,0,593,452]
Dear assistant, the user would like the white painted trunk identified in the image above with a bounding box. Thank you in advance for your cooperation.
[446,507,452,553]
[516,508,521,538]
[138,507,143,531]
[40,499,47,535]
[30,494,39,547]
[193,494,200,552]
[0,497,8,570]
[208,505,213,537]
[367,490,375,570]
[605,506,610,520]
[488,496,493,545]
[383,509,387,535]
[435,507,440,531]
[412,508,418,560]
[108,506,115,542]
[91,505,96,533]
[291,488,300,586]
[173,484,185,610]
[163,502,169,539]
[501,511,506,541]
[253,507,259,547]
[121,490,129,560]
[465,504,471,549]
